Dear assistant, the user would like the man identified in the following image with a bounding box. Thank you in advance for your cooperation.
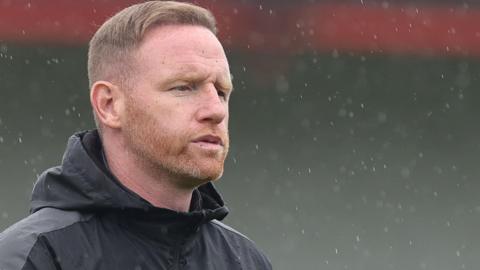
[0,1,272,269]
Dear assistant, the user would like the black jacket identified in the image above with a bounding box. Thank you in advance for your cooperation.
[0,130,272,270]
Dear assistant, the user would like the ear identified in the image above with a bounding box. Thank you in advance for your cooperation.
[90,81,124,129]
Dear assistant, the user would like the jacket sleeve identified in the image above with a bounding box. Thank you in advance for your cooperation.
[0,234,59,270]
[21,239,60,270]
[254,249,273,270]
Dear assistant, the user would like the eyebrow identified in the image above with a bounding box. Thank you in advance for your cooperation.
[217,76,234,92]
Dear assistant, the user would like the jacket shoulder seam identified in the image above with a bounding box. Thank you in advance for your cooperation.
[210,220,272,268]
[210,220,253,242]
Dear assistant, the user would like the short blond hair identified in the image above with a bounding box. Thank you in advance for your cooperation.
[87,0,217,88]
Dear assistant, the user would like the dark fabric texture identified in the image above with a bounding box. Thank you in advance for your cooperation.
[0,130,272,270]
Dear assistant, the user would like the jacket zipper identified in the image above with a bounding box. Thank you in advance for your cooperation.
[172,242,185,270]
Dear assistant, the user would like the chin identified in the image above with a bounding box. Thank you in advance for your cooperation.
[176,170,223,189]
[204,168,224,181]
[190,166,224,182]
[167,160,225,187]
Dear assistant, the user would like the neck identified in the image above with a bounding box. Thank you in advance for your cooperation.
[102,135,193,212]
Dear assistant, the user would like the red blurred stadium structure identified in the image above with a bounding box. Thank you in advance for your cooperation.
[1,0,480,57]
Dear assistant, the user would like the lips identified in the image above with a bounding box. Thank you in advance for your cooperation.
[192,135,224,146]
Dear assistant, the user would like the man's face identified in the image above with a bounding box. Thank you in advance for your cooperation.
[120,25,232,188]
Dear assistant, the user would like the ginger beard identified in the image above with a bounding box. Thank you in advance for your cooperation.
[122,95,229,187]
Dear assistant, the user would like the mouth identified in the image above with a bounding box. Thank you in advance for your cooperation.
[192,135,224,149]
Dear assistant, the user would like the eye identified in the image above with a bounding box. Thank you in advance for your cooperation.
[171,84,195,92]
[217,90,226,99]
[215,83,231,101]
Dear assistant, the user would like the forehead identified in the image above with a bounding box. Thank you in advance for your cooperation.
[134,25,230,78]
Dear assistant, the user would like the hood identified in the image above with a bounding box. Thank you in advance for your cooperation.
[30,130,228,222]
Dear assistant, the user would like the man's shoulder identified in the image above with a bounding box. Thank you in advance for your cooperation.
[206,220,272,269]
[0,207,89,245]
[0,208,92,269]
[210,219,252,242]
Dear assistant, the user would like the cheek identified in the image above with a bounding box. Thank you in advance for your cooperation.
[153,104,193,139]
[124,97,161,135]
[127,94,199,137]
[126,98,149,121]
[223,112,229,129]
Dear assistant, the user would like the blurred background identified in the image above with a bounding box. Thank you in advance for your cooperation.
[1,0,480,269]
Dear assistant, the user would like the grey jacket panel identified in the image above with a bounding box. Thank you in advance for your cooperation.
[0,208,91,270]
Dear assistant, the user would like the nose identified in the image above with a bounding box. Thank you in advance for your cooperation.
[195,84,227,124]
